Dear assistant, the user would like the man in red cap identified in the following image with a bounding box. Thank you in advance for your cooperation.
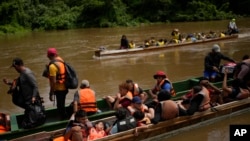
[46,48,69,120]
[149,71,175,100]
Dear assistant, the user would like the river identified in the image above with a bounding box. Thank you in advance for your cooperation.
[0,18,250,140]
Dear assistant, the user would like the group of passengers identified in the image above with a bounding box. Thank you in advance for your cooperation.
[60,61,249,141]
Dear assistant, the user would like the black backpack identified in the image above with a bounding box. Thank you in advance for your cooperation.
[48,60,79,89]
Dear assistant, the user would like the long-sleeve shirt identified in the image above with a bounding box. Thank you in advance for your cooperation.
[19,68,39,105]
[204,52,235,71]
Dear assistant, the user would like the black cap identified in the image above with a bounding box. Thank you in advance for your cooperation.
[10,58,24,67]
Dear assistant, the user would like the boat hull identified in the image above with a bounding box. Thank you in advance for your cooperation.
[0,76,233,140]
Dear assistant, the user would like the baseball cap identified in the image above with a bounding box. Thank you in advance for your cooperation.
[153,71,167,79]
[81,80,89,87]
[132,96,142,104]
[47,48,57,56]
[212,44,220,52]
[10,58,24,67]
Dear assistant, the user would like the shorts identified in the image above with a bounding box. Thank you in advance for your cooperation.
[203,70,217,79]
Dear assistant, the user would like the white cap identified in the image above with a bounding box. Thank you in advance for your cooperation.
[81,80,89,87]
[212,44,220,52]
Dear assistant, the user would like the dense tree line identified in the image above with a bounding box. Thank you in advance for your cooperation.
[0,0,249,34]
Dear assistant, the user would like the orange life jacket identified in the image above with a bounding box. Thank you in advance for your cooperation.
[0,113,10,133]
[78,88,98,113]
[154,78,176,96]
[88,128,106,141]
[198,87,211,111]
[128,104,146,115]
[51,56,66,84]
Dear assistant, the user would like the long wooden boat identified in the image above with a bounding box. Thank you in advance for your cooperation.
[94,34,238,57]
[93,98,250,141]
[0,76,232,140]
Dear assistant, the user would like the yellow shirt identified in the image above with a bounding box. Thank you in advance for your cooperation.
[49,64,66,91]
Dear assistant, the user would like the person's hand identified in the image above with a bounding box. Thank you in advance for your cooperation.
[31,97,36,103]
[49,92,55,101]
[223,68,229,74]
[3,78,10,85]
[212,66,219,72]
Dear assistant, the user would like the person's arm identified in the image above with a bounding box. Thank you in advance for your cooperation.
[237,64,249,80]
[220,53,235,63]
[25,71,39,103]
[73,91,79,113]
[186,94,204,115]
[222,69,232,93]
[48,64,57,100]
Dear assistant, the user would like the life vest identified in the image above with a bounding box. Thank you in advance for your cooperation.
[0,113,10,133]
[88,128,106,141]
[128,104,147,115]
[78,88,97,113]
[117,116,136,132]
[154,78,176,96]
[197,86,211,111]
[132,83,140,97]
[50,57,66,84]
[129,43,135,48]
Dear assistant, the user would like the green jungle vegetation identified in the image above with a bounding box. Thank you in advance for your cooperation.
[0,0,249,34]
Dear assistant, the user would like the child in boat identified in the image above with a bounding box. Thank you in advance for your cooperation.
[103,82,133,110]
[127,96,155,120]
[88,121,107,141]
[108,107,136,135]
[64,109,93,141]
[133,110,150,136]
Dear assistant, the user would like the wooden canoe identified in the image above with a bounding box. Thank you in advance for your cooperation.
[93,98,250,141]
[0,76,232,140]
[94,34,238,57]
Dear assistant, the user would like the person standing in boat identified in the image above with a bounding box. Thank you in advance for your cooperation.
[72,80,98,116]
[228,18,239,35]
[149,71,176,100]
[120,35,129,49]
[46,48,69,120]
[203,44,236,82]
[3,58,45,128]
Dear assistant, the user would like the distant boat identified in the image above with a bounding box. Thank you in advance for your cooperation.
[94,34,238,57]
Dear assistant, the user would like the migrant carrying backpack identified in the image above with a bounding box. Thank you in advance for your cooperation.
[47,60,79,89]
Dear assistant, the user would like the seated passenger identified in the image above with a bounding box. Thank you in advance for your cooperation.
[222,68,249,102]
[156,39,165,46]
[64,110,93,141]
[88,121,107,141]
[126,79,148,103]
[104,82,133,110]
[184,85,211,115]
[170,28,181,43]
[149,71,176,100]
[182,77,223,107]
[146,90,184,124]
[72,80,98,116]
[108,107,136,134]
[127,96,155,120]
[144,40,150,48]
[129,40,136,49]
[133,110,150,136]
